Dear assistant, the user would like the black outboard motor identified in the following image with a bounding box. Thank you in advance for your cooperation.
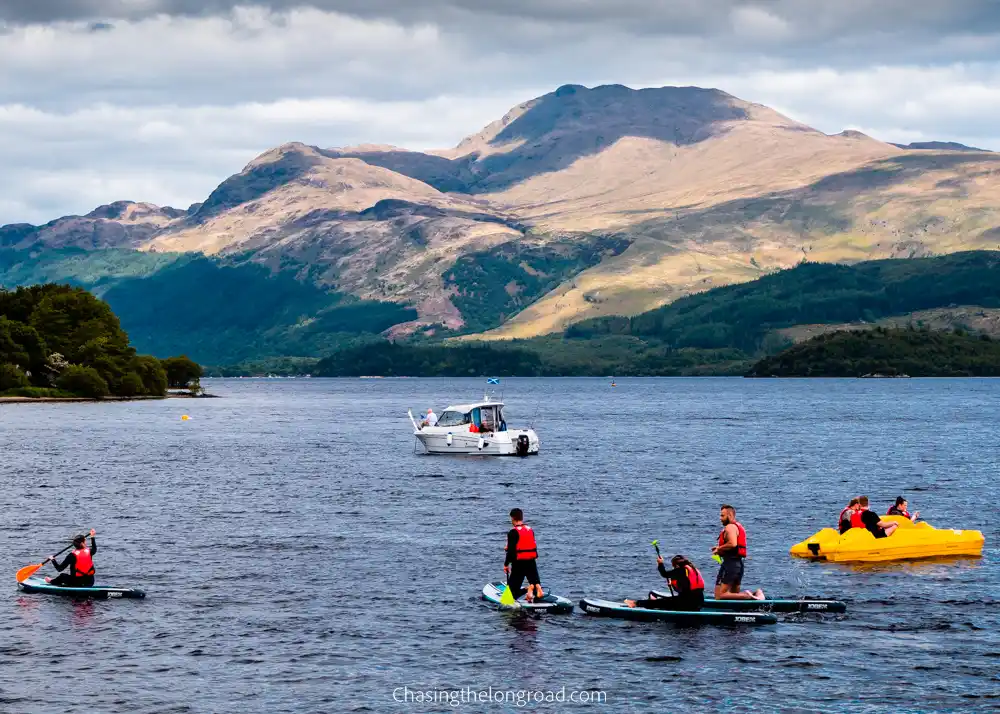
[516,434,530,457]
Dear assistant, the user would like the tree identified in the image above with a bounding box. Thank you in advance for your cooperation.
[0,363,29,392]
[118,372,146,397]
[0,284,175,398]
[129,355,168,396]
[42,352,69,385]
[162,355,203,388]
[56,365,110,398]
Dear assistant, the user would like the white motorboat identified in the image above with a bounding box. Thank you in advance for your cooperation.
[408,395,539,456]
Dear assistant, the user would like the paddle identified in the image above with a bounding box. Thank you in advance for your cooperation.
[499,581,517,607]
[649,539,676,596]
[16,530,94,583]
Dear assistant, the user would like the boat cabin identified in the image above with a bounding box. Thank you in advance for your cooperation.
[436,401,508,433]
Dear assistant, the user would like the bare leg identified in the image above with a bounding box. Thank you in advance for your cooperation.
[714,581,758,600]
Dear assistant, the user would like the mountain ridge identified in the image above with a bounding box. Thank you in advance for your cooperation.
[4,83,1000,346]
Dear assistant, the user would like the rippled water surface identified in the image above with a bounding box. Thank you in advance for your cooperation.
[1,378,998,713]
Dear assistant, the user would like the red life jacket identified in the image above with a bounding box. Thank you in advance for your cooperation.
[718,522,747,557]
[850,510,865,528]
[887,506,911,518]
[514,524,537,560]
[72,548,95,577]
[671,564,705,592]
[838,507,852,527]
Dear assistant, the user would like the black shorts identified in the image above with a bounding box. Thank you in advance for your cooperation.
[716,558,744,586]
[508,559,541,586]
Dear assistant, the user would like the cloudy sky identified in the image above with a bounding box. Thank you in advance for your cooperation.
[3,1,1000,224]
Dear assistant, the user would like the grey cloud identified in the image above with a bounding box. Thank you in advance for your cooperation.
[5,1,1000,40]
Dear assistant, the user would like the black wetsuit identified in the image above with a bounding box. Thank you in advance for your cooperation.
[51,538,97,587]
[505,528,540,600]
[860,510,887,538]
[634,563,705,611]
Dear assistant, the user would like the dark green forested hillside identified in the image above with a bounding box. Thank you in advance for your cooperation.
[747,327,1000,377]
[0,284,175,398]
[313,338,750,377]
[0,249,415,364]
[7,249,1000,374]
[313,251,1000,376]
[443,235,630,333]
[567,251,1000,352]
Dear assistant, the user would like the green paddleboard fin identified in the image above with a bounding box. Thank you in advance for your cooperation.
[499,584,516,606]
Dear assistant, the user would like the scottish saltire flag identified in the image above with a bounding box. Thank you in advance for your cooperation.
[487,377,500,385]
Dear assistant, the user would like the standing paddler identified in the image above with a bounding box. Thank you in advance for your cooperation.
[503,508,544,602]
[711,505,764,600]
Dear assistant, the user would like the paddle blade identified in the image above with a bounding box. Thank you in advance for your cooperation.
[499,584,516,606]
[16,563,42,583]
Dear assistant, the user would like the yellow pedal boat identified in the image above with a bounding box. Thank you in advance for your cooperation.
[790,515,984,563]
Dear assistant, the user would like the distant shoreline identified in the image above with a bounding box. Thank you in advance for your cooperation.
[0,392,217,404]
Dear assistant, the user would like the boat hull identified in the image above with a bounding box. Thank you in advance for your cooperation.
[414,428,539,456]
[481,582,573,613]
[578,598,777,625]
[648,591,847,613]
[790,516,985,563]
[18,575,146,599]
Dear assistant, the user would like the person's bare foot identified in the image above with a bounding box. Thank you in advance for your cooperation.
[624,599,637,608]
[753,589,765,600]
[536,587,545,599]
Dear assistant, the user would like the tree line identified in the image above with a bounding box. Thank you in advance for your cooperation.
[0,284,202,398]
[746,326,1000,377]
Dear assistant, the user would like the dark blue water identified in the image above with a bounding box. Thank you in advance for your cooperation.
[1,378,997,713]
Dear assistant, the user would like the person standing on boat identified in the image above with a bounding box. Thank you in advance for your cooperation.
[887,496,919,522]
[504,508,544,602]
[711,505,764,600]
[47,530,97,587]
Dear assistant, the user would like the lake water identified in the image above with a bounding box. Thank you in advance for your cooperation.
[0,378,997,713]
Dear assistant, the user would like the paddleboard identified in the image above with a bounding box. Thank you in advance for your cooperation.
[579,597,777,625]
[481,582,573,613]
[17,575,146,600]
[649,590,846,613]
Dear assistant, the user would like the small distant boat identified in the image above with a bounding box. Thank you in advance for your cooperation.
[408,393,539,456]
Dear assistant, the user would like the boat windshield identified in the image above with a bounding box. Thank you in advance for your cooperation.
[436,410,468,427]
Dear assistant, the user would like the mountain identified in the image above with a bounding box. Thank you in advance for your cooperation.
[890,141,987,152]
[2,201,186,251]
[3,83,1000,361]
